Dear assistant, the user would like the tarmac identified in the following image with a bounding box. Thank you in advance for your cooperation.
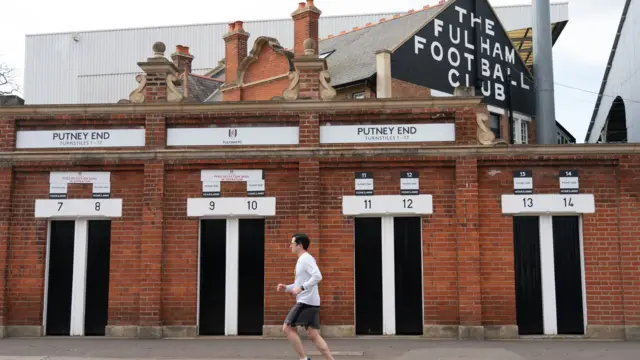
[0,337,639,360]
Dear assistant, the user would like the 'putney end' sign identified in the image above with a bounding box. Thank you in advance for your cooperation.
[391,0,535,116]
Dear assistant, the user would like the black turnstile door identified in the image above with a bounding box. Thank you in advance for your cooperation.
[237,218,265,335]
[393,217,423,335]
[513,216,544,335]
[46,220,75,336]
[354,217,383,335]
[199,219,227,335]
[552,216,585,335]
[84,220,112,336]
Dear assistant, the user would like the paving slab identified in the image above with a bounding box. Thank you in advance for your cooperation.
[0,338,639,359]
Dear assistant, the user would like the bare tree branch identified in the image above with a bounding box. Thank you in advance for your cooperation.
[0,62,21,96]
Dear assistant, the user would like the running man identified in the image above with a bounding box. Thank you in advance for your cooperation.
[277,233,334,360]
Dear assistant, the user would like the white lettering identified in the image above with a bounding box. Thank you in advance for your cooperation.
[481,81,491,97]
[464,53,474,72]
[494,63,504,82]
[449,24,460,44]
[521,72,530,90]
[493,42,503,60]
[455,6,467,23]
[448,47,460,67]
[480,37,490,55]
[449,69,460,87]
[486,19,495,36]
[495,83,505,101]
[481,58,490,77]
[465,31,474,50]
[465,73,470,87]
[435,19,444,37]
[431,41,443,61]
[505,47,516,64]
[471,12,482,27]
[415,35,426,54]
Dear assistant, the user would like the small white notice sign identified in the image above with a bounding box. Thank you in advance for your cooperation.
[400,171,419,195]
[559,170,579,194]
[355,172,374,196]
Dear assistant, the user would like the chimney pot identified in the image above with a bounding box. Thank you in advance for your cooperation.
[234,21,244,31]
[228,23,235,32]
[298,2,305,9]
[307,0,314,6]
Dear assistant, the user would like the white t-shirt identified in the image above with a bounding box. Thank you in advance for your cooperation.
[285,252,322,306]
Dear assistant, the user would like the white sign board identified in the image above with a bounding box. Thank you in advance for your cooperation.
[16,129,145,149]
[35,199,123,218]
[320,123,455,144]
[187,197,276,217]
[201,170,263,182]
[167,127,299,146]
[559,170,579,194]
[49,171,111,199]
[501,194,595,215]
[342,195,433,216]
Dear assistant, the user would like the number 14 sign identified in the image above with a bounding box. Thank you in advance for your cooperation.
[342,195,433,216]
[501,194,595,214]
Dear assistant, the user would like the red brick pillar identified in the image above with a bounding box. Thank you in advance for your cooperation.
[0,116,15,338]
[138,160,165,338]
[145,115,166,149]
[298,160,320,241]
[0,166,12,339]
[455,158,483,339]
[618,155,640,340]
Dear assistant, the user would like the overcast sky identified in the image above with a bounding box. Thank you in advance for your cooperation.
[0,0,628,142]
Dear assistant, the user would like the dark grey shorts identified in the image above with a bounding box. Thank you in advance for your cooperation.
[284,302,321,329]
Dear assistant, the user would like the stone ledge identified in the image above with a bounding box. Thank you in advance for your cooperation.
[5,326,42,337]
[458,326,485,340]
[137,326,163,339]
[105,325,139,338]
[626,326,640,341]
[0,326,5,339]
[163,326,197,338]
[586,325,626,340]
[262,325,354,339]
[484,325,519,339]
[422,325,458,339]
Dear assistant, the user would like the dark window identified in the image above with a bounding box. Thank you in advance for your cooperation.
[490,113,501,138]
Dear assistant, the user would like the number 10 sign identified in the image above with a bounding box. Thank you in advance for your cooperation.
[342,195,433,216]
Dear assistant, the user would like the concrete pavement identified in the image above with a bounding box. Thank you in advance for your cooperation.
[0,337,639,359]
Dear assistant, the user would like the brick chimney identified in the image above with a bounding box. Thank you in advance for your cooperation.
[171,45,194,74]
[292,0,322,56]
[128,41,184,103]
[223,21,250,86]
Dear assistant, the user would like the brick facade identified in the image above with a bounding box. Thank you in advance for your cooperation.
[0,98,639,340]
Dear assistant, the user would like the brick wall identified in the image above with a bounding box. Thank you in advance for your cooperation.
[1,101,639,339]
[391,78,431,98]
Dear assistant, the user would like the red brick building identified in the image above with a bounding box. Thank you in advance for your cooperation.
[0,0,639,342]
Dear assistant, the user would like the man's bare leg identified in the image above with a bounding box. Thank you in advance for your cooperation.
[283,324,307,359]
[307,328,334,360]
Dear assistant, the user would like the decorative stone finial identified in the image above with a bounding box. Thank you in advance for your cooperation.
[152,41,166,57]
[303,38,316,56]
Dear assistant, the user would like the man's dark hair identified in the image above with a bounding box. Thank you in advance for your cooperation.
[292,233,310,250]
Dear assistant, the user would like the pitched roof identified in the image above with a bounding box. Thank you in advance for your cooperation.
[318,5,444,87]
[178,73,224,102]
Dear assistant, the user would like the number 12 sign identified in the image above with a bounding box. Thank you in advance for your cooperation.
[342,195,433,216]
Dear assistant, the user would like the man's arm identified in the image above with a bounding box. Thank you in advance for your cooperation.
[301,257,322,290]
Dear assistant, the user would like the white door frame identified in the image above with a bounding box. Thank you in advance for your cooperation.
[344,195,432,335]
[37,198,122,336]
[502,194,593,336]
[189,196,276,336]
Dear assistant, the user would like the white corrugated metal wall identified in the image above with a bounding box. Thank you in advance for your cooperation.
[23,3,569,105]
